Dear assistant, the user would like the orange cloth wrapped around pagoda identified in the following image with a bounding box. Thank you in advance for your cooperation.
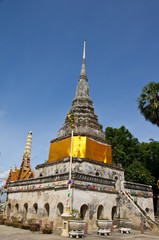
[48,136,112,164]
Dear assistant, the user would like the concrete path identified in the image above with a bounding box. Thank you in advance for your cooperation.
[0,225,159,240]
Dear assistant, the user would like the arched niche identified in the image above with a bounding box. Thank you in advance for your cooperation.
[80,204,88,220]
[97,205,104,219]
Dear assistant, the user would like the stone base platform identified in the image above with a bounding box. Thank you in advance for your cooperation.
[97,229,111,236]
[69,230,84,238]
[119,228,131,234]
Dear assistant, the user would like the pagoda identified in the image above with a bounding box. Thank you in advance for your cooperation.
[4,42,156,232]
[48,41,112,165]
[4,131,34,189]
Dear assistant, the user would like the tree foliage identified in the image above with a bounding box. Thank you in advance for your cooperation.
[105,126,139,168]
[139,139,159,181]
[138,82,159,127]
[125,160,155,186]
[105,126,158,186]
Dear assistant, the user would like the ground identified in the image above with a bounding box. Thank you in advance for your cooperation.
[0,225,159,240]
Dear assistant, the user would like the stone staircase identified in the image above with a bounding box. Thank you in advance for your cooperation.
[123,191,158,229]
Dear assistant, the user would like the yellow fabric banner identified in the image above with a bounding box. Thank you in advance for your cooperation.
[48,136,112,164]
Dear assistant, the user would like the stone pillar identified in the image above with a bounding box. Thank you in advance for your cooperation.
[61,208,72,237]
[120,180,125,192]
[39,220,42,230]
[84,222,88,235]
[140,222,144,234]
[50,221,53,230]
[156,197,159,216]
[110,222,113,232]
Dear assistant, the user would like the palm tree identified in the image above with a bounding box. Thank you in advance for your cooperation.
[138,82,159,127]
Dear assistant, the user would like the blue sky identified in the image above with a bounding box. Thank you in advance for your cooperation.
[0,0,159,177]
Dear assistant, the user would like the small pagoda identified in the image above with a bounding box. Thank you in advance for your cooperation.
[4,131,34,189]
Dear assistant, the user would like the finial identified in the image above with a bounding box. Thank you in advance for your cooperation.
[80,40,87,80]
[67,112,77,130]
[83,40,86,59]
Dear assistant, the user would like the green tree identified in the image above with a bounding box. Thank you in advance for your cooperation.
[139,139,159,181]
[125,160,155,186]
[138,82,159,127]
[105,126,140,168]
[105,126,158,187]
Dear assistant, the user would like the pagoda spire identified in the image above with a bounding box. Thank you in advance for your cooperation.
[79,40,87,81]
[24,131,32,158]
[57,41,105,140]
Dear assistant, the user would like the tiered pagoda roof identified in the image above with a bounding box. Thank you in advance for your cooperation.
[57,41,105,142]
